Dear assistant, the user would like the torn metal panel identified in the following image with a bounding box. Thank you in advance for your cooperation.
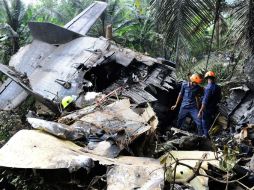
[79,99,152,139]
[78,99,155,155]
[110,44,159,67]
[219,85,252,125]
[144,64,173,92]
[64,1,107,35]
[229,95,254,124]
[0,64,35,93]
[219,58,254,126]
[86,141,121,158]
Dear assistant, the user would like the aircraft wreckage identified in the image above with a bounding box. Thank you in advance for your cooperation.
[0,2,254,190]
[0,1,180,189]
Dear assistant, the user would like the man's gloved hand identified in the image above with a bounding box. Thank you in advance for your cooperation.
[171,105,177,110]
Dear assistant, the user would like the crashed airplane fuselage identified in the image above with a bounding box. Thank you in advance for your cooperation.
[0,1,108,110]
[0,1,177,127]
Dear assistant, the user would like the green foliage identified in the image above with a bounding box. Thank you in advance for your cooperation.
[219,145,238,172]
[152,0,216,63]
[159,153,175,182]
[0,0,252,82]
[0,0,26,64]
[30,0,93,25]
[230,0,254,54]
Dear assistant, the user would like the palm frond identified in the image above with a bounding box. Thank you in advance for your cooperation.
[231,0,254,54]
[153,0,216,44]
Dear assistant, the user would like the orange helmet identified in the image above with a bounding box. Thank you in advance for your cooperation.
[190,74,202,84]
[205,71,215,78]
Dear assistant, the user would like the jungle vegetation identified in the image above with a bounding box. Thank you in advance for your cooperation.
[0,0,253,81]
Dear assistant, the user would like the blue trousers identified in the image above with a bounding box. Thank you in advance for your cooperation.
[201,109,215,137]
[177,107,202,135]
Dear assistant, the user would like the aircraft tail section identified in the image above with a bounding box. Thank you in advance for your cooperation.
[28,1,107,44]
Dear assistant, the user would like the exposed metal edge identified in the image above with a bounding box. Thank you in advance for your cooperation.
[28,22,83,44]
[64,1,107,29]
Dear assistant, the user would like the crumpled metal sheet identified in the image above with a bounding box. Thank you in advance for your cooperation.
[122,86,158,104]
[219,85,252,125]
[107,156,164,190]
[110,44,159,67]
[78,99,152,142]
[219,57,254,126]
[27,99,157,158]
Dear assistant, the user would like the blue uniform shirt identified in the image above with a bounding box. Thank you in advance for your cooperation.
[179,81,202,109]
[202,83,221,111]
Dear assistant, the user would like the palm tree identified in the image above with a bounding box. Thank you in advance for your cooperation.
[0,0,27,64]
[152,0,216,64]
[231,0,254,54]
[1,0,26,53]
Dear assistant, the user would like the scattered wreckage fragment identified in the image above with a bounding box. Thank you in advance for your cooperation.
[218,57,254,130]
[202,74,254,188]
[27,99,158,158]
[160,150,220,190]
[0,129,164,189]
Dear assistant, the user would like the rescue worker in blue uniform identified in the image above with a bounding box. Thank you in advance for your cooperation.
[198,71,221,137]
[171,74,203,134]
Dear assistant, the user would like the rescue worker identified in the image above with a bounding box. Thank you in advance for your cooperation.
[61,95,77,112]
[198,71,221,137]
[171,73,203,134]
